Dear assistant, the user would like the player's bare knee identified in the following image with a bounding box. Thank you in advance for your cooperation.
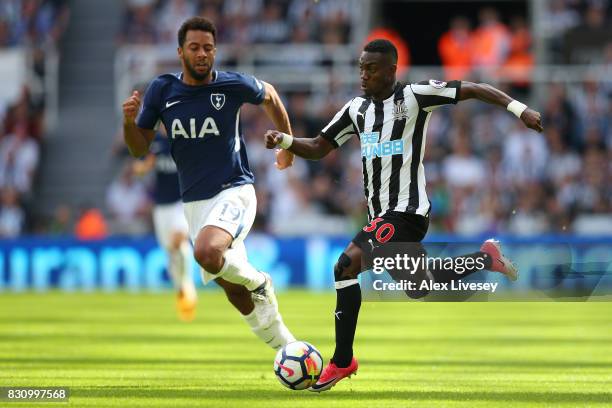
[194,242,224,274]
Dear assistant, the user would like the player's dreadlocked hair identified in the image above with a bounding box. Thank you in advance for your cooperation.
[363,39,398,64]
[178,16,217,47]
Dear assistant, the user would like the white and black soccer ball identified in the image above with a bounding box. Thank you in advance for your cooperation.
[273,341,323,390]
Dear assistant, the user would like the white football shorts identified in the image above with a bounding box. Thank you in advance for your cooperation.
[182,184,257,284]
[152,200,189,249]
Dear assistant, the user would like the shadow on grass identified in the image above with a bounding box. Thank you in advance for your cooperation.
[0,334,238,344]
[71,388,612,404]
[1,333,611,347]
[0,356,270,366]
[1,356,611,369]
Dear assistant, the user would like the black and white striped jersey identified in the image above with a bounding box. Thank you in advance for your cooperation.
[320,79,462,219]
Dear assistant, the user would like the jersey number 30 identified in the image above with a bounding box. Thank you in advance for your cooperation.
[362,217,395,243]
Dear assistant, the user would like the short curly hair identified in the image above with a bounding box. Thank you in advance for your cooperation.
[363,39,398,63]
[178,16,216,47]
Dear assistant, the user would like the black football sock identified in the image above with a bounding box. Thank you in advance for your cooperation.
[429,251,493,285]
[331,282,361,368]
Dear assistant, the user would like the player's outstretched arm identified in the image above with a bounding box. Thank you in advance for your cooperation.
[122,90,155,157]
[265,131,334,161]
[458,81,544,132]
[261,82,295,169]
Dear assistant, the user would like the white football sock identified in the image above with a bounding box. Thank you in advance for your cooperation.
[245,311,296,350]
[217,247,265,291]
[243,309,259,329]
[169,241,196,297]
[179,241,196,297]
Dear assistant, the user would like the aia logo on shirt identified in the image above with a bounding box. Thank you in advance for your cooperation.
[170,117,220,139]
[211,93,226,110]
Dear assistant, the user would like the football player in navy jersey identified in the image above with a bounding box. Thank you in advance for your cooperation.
[133,124,197,321]
[122,17,295,350]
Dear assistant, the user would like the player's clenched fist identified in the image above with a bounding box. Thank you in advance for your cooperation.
[264,130,283,149]
[521,108,544,133]
[264,130,294,169]
[122,90,141,124]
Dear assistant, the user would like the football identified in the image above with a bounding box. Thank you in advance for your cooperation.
[273,341,323,390]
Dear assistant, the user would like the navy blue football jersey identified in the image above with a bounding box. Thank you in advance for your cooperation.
[149,132,181,205]
[136,70,265,202]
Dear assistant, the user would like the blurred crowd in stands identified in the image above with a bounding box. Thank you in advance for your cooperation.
[437,1,611,82]
[542,0,611,63]
[234,75,612,237]
[437,8,535,83]
[0,0,68,238]
[422,80,610,236]
[119,0,356,46]
[0,0,69,47]
[1,0,610,238]
[107,76,611,238]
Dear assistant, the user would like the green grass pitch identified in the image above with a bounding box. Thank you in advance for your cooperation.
[1,291,611,407]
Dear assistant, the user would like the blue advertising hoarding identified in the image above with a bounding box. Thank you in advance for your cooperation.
[0,234,610,292]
